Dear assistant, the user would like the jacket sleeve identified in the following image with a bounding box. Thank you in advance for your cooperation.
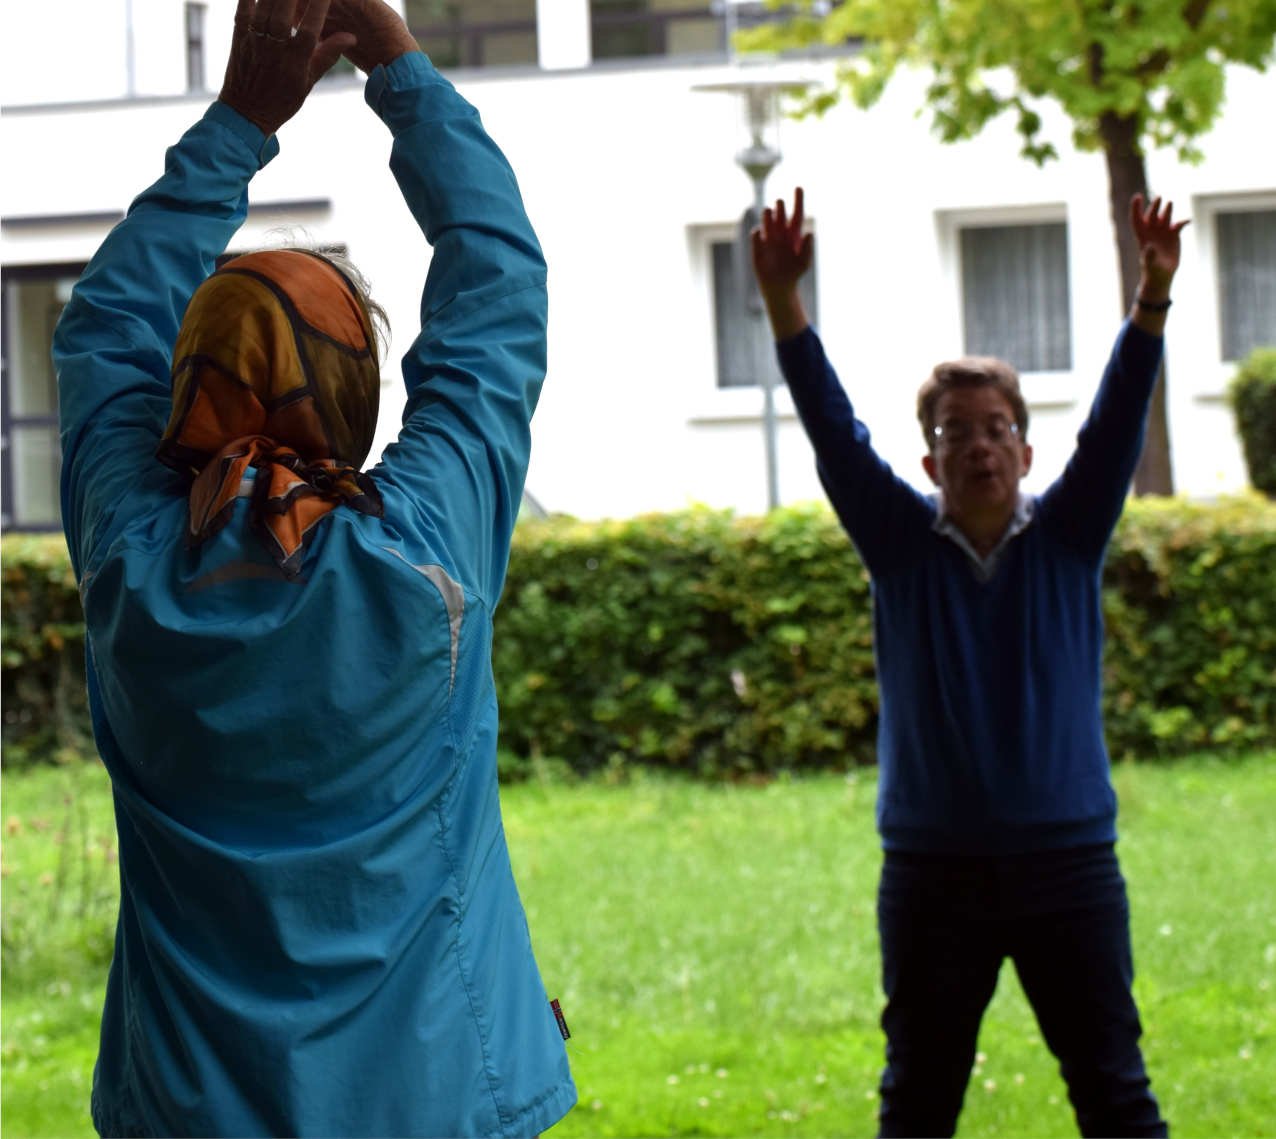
[366,52,547,609]
[777,327,934,577]
[52,103,276,579]
[1037,320,1164,560]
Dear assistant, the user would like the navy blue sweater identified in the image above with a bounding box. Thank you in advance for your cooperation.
[777,322,1164,853]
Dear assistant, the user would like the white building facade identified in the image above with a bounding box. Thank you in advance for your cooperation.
[3,1,1274,531]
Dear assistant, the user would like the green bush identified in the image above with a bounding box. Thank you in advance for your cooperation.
[1,535,91,769]
[1227,346,1276,497]
[4,496,1274,775]
[1100,495,1276,758]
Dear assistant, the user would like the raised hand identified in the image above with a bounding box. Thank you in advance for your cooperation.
[219,0,356,136]
[750,187,814,341]
[321,0,419,74]
[1130,193,1189,296]
[752,187,814,292]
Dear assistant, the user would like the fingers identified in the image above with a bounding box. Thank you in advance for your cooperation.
[265,0,295,38]
[236,0,299,39]
[793,186,805,231]
[298,0,332,39]
[1131,193,1190,234]
[312,30,357,77]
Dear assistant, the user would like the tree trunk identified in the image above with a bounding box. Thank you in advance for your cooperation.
[1099,111,1175,495]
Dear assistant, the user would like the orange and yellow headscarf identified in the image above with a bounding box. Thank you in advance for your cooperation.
[157,250,384,579]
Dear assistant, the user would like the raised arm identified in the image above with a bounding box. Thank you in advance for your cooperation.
[751,186,814,342]
[753,188,932,574]
[342,3,548,606]
[1040,194,1188,555]
[53,0,350,576]
[1127,193,1187,337]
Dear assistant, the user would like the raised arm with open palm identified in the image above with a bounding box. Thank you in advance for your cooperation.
[751,185,814,341]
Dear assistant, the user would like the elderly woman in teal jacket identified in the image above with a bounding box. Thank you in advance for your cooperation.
[52,1,576,1134]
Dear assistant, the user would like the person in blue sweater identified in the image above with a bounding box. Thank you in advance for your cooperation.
[751,187,1186,1138]
[53,0,575,1134]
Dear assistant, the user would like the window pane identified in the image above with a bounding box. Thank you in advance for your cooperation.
[592,1,723,61]
[406,0,537,68]
[1217,209,1276,362]
[7,278,67,417]
[713,235,817,389]
[11,424,61,528]
[961,222,1071,372]
[186,3,206,91]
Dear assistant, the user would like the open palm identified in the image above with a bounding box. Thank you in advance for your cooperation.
[751,187,814,295]
[1130,193,1189,290]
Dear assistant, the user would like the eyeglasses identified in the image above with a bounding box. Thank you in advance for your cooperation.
[930,416,1021,451]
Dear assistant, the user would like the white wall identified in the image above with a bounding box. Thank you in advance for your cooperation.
[4,4,1273,519]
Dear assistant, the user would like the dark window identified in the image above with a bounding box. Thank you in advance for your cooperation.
[712,231,817,389]
[404,0,538,69]
[591,1,721,61]
[1216,208,1276,362]
[960,221,1072,372]
[185,3,207,92]
[1,267,83,532]
[589,2,829,63]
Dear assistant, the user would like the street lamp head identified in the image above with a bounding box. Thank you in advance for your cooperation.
[737,142,781,185]
[693,75,814,192]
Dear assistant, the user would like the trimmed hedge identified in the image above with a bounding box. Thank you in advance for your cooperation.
[4,496,1274,775]
[1,535,91,769]
[1227,347,1276,498]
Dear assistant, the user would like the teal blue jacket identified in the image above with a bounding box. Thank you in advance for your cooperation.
[54,53,576,1138]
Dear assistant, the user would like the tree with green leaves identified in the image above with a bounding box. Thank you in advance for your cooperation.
[740,0,1276,494]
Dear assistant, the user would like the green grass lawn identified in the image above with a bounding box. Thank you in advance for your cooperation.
[3,753,1274,1138]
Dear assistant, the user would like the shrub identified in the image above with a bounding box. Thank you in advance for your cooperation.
[1100,495,1276,758]
[1227,347,1276,497]
[1,534,91,769]
[4,496,1274,775]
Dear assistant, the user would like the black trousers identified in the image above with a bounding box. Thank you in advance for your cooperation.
[876,843,1168,1138]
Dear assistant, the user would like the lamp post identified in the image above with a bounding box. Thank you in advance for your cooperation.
[695,77,808,512]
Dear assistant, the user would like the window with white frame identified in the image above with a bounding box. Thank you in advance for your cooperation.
[710,231,817,389]
[185,3,207,92]
[1215,207,1276,362]
[1,266,83,532]
[959,220,1072,373]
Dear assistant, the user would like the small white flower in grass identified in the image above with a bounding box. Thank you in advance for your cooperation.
[1264,944,1276,966]
[1014,1073,1025,1085]
[1238,1046,1253,1061]
[1159,923,1173,937]
[976,1051,987,1064]
[983,1079,997,1093]
[1049,1095,1060,1106]
[715,1068,729,1079]
[698,1097,711,1108]
[815,1071,828,1085]
[591,1099,604,1112]
[667,1074,679,1085]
